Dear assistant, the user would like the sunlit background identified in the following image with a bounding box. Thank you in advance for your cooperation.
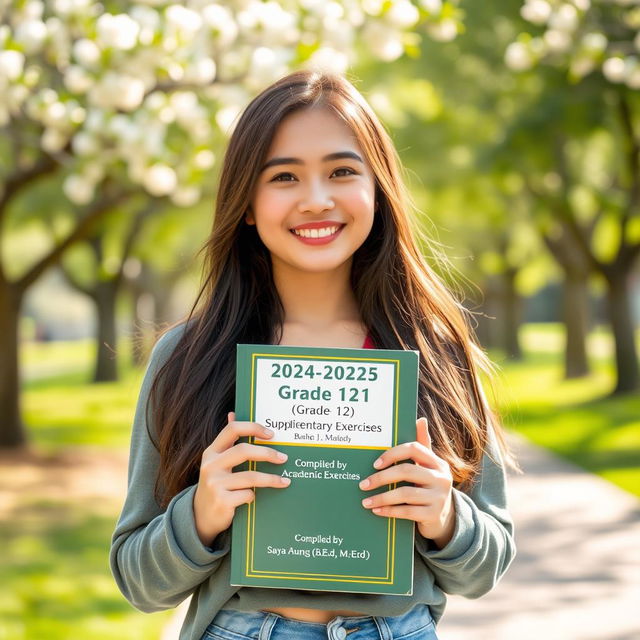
[1,1,639,639]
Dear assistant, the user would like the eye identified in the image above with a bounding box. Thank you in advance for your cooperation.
[270,172,297,182]
[332,167,357,178]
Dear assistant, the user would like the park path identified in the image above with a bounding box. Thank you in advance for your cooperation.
[437,434,640,640]
[162,434,640,640]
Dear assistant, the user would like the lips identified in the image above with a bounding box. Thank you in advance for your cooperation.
[289,221,345,244]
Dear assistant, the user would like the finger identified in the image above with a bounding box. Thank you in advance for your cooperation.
[208,420,274,454]
[416,417,431,450]
[373,441,441,471]
[225,470,291,490]
[369,504,428,522]
[227,488,255,507]
[362,485,430,509]
[359,463,434,490]
[217,442,287,469]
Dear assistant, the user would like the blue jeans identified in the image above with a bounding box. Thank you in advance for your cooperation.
[202,604,439,640]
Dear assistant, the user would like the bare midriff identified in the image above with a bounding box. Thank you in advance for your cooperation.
[261,607,367,623]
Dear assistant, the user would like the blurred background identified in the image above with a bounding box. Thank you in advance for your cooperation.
[0,1,638,639]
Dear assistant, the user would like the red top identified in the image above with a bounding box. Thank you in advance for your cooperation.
[362,335,375,349]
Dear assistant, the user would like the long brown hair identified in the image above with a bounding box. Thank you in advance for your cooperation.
[149,70,510,507]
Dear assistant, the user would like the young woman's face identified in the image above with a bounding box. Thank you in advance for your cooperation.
[249,106,376,277]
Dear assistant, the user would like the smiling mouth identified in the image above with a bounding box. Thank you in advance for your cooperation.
[291,225,344,239]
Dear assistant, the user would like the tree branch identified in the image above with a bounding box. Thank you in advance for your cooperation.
[0,153,59,224]
[15,187,131,294]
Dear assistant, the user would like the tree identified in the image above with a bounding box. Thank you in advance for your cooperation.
[0,0,464,447]
[58,199,160,381]
[506,0,640,392]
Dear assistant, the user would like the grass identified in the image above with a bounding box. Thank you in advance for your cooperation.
[492,324,640,496]
[0,499,172,640]
[2,324,638,639]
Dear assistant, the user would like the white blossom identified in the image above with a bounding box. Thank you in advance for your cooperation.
[184,57,217,84]
[0,50,25,81]
[63,174,95,205]
[14,20,48,54]
[143,164,177,196]
[64,65,94,94]
[602,56,626,83]
[387,1,420,29]
[419,0,442,13]
[96,13,140,50]
[521,0,552,25]
[549,4,578,32]
[130,6,161,45]
[89,72,145,111]
[306,46,350,74]
[582,32,607,53]
[427,19,458,42]
[363,22,404,60]
[171,186,201,207]
[544,29,571,52]
[505,41,534,70]
[42,127,68,153]
[202,4,238,46]
[215,104,243,133]
[73,38,101,67]
[362,0,384,15]
[72,131,100,156]
[194,150,215,170]
[165,5,203,36]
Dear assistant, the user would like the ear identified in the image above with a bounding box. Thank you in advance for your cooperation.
[245,208,256,225]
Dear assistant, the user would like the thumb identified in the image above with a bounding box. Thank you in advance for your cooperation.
[416,416,432,450]
[227,411,236,424]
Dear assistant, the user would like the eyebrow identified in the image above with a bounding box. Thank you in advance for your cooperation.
[261,151,364,172]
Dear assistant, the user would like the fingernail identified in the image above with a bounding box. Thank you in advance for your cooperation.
[359,479,370,489]
[373,458,383,468]
[362,498,372,507]
[276,451,287,461]
[281,477,291,485]
[262,427,274,437]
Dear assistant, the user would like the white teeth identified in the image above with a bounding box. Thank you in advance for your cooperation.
[293,225,340,238]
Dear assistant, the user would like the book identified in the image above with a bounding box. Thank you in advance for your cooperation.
[230,343,419,595]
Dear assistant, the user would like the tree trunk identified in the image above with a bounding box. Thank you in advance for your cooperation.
[0,282,26,448]
[93,280,119,382]
[606,272,639,394]
[503,268,522,360]
[562,273,590,379]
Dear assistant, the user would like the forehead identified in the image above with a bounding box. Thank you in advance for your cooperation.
[267,106,363,158]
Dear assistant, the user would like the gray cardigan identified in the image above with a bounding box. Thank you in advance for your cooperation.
[110,325,516,640]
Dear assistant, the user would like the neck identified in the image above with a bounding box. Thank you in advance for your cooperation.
[272,258,360,330]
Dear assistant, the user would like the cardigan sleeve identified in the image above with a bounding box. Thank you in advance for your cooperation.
[414,424,516,598]
[109,326,231,613]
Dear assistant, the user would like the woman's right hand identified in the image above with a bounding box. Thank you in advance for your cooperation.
[193,411,290,547]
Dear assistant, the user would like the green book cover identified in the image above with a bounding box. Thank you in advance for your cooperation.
[230,343,419,595]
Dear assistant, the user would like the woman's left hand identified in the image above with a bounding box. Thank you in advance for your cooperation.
[359,417,456,549]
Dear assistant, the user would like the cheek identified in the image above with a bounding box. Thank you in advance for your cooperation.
[343,184,375,223]
[252,189,293,226]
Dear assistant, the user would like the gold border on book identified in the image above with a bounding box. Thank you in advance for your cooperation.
[244,353,401,584]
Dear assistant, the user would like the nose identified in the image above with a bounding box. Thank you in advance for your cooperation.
[298,178,335,214]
